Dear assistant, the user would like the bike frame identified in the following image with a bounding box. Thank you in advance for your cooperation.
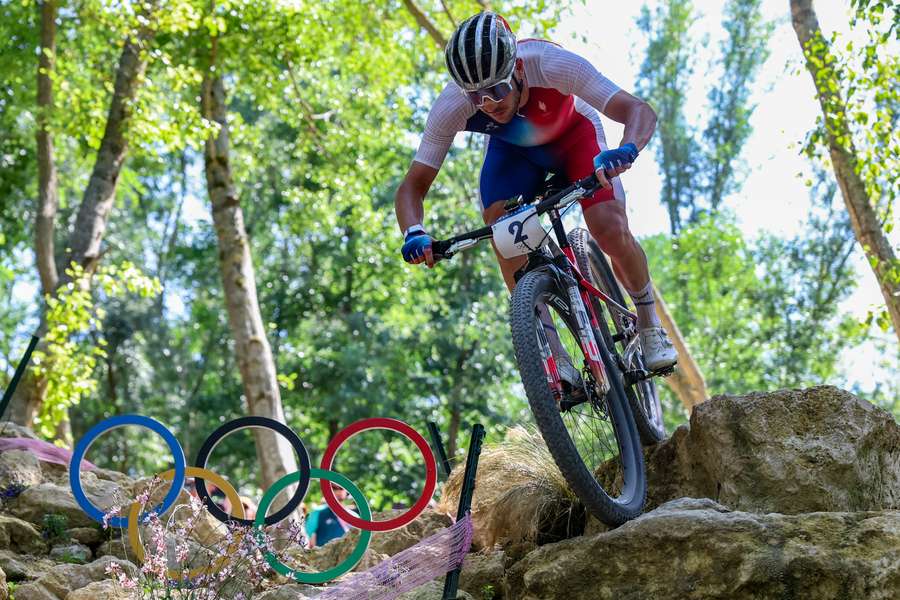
[536,205,638,403]
[432,172,641,404]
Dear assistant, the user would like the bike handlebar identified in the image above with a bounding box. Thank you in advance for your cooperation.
[431,172,601,260]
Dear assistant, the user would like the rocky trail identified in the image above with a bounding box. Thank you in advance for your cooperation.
[1,386,897,599]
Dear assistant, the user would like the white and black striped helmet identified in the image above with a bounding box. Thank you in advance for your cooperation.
[445,12,517,92]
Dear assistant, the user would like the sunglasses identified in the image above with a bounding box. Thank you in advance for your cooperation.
[464,72,516,107]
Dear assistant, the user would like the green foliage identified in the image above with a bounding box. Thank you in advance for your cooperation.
[643,201,860,395]
[636,0,699,234]
[33,0,568,511]
[40,512,69,544]
[32,262,161,439]
[636,0,773,232]
[798,1,900,332]
[703,0,773,210]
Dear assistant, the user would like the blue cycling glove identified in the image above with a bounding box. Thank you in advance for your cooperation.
[401,227,433,264]
[593,143,639,172]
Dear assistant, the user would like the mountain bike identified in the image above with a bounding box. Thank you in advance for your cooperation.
[431,173,669,526]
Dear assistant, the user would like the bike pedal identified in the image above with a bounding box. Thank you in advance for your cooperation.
[652,365,677,378]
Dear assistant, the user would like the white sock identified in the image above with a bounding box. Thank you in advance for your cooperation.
[627,281,661,330]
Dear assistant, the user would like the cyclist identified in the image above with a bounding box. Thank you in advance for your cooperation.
[395,11,677,375]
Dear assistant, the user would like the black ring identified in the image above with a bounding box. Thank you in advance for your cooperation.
[194,416,311,526]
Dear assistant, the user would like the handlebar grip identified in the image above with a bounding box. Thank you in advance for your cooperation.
[431,239,452,259]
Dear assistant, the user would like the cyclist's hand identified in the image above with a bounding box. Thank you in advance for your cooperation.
[593,143,639,189]
[401,229,435,268]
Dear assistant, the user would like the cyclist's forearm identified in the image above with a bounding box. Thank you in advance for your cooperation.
[395,184,427,234]
[620,102,657,152]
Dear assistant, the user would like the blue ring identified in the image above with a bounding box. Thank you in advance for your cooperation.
[69,414,186,528]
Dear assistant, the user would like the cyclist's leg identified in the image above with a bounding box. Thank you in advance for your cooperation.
[558,112,676,369]
[479,137,548,292]
[480,138,583,386]
[557,115,652,314]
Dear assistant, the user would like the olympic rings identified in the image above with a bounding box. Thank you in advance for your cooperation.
[319,417,437,532]
[255,468,371,584]
[71,414,438,584]
[194,416,311,526]
[127,467,246,580]
[70,415,186,529]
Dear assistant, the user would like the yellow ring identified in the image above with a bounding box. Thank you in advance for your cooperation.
[127,466,246,580]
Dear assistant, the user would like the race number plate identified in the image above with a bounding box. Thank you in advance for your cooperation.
[491,206,549,259]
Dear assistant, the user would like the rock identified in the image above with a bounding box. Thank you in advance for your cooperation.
[0,550,56,582]
[11,556,136,600]
[297,526,389,574]
[289,509,453,575]
[0,565,6,600]
[505,498,900,599]
[0,450,43,497]
[0,423,39,440]
[49,542,92,564]
[94,539,137,563]
[369,509,453,557]
[65,579,137,600]
[0,514,48,554]
[8,473,124,529]
[662,386,899,513]
[458,550,505,600]
[66,527,103,547]
[396,579,474,599]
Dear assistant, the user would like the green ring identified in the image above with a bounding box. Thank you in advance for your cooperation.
[254,467,372,584]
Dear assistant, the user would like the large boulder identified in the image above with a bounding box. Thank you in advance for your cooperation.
[457,550,505,600]
[506,498,900,599]
[596,386,900,516]
[395,580,474,599]
[11,556,136,600]
[0,550,56,582]
[0,514,48,554]
[0,564,6,600]
[8,472,123,530]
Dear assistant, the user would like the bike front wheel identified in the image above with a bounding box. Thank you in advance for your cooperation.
[509,268,646,526]
[569,228,667,445]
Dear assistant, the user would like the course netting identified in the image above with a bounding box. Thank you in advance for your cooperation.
[315,512,474,600]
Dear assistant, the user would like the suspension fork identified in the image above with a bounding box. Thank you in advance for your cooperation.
[535,316,564,398]
[548,209,611,396]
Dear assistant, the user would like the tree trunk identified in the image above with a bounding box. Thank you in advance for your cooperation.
[790,0,900,342]
[35,0,59,296]
[201,47,299,517]
[8,20,155,429]
[654,284,709,412]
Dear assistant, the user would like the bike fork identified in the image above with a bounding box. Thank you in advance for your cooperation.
[565,282,611,396]
[535,315,565,399]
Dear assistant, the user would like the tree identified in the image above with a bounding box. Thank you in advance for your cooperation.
[636,0,699,234]
[643,187,860,399]
[8,1,162,436]
[703,0,773,210]
[790,0,900,343]
[199,2,300,516]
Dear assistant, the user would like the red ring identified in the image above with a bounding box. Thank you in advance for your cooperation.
[319,417,437,532]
